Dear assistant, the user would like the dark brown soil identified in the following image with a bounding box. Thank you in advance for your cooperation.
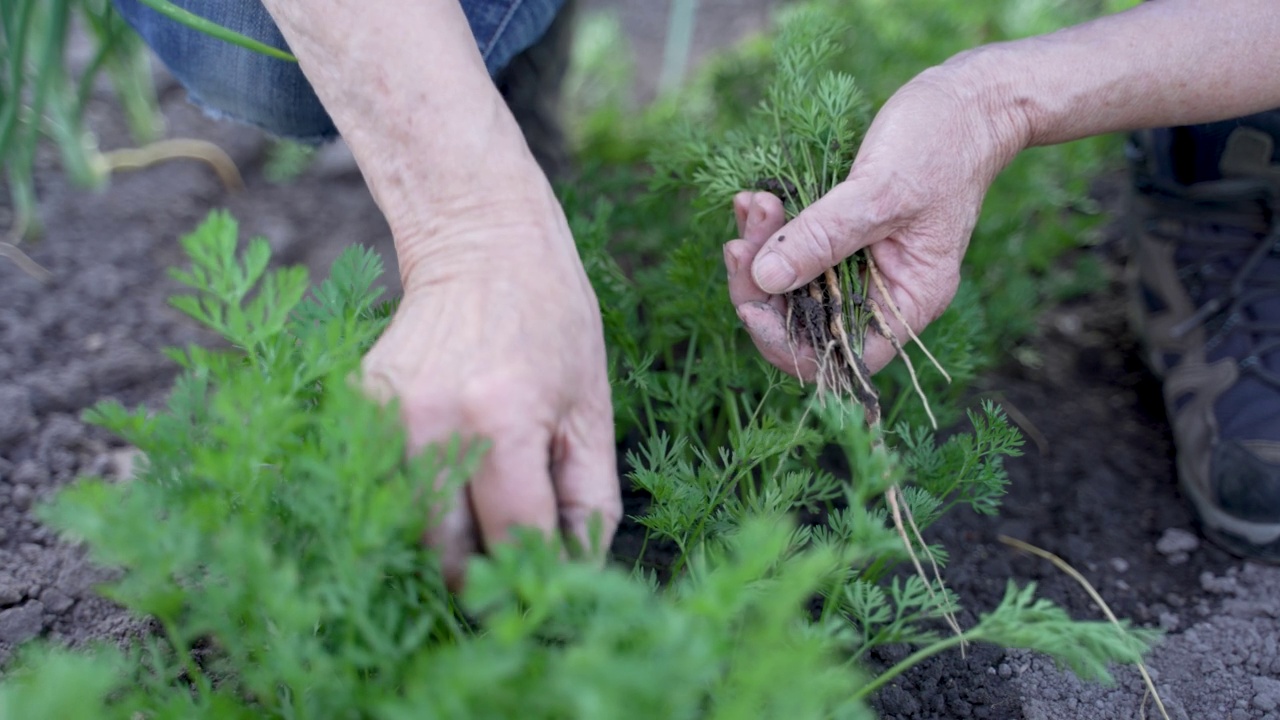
[3,5,1279,718]
[863,196,1280,719]
[0,62,397,666]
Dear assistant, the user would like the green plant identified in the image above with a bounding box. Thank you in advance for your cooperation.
[132,0,297,61]
[0,3,1161,716]
[263,139,317,184]
[0,204,1154,718]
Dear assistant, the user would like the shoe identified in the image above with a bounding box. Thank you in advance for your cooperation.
[495,0,576,182]
[1127,122,1280,562]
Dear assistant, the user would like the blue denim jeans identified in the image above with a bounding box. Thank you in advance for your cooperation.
[112,0,565,142]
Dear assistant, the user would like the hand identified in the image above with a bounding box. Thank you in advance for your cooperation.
[723,65,1026,377]
[361,198,622,589]
[255,0,629,592]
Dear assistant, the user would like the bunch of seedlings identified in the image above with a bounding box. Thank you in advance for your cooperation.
[659,7,973,637]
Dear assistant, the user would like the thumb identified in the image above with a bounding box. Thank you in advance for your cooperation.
[750,180,893,294]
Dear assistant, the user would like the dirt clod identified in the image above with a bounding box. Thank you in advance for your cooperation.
[0,602,45,645]
[0,387,34,446]
[1254,677,1280,712]
[0,576,22,608]
[1157,527,1201,556]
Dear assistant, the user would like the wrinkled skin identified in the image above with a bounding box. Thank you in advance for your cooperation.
[723,70,1014,379]
[360,194,621,588]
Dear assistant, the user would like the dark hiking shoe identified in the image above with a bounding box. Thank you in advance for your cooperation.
[1127,125,1280,562]
[495,0,576,182]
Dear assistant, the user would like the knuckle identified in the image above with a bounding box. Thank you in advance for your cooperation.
[864,184,908,229]
[459,379,529,431]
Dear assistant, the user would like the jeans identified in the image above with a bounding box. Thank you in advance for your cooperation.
[112,0,566,143]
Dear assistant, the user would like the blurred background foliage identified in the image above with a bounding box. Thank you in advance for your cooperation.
[1,0,161,240]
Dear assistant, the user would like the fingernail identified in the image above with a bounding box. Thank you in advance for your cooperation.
[723,244,741,278]
[754,252,797,293]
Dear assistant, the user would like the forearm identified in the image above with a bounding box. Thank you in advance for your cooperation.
[257,1,554,288]
[942,0,1280,153]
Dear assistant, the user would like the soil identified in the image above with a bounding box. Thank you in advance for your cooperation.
[864,205,1280,720]
[3,3,1279,719]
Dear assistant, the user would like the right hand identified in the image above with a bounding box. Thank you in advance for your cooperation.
[361,188,622,589]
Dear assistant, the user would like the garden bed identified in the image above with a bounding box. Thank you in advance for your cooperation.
[3,5,1280,718]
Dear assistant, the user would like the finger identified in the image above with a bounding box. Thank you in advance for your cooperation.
[862,333,897,376]
[743,192,787,248]
[423,486,478,591]
[399,378,560,551]
[465,415,560,552]
[396,400,486,590]
[360,367,481,588]
[750,179,897,295]
[726,192,788,308]
[551,401,622,560]
[360,367,397,405]
[737,300,820,381]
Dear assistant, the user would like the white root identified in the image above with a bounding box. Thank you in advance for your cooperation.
[866,256,951,384]
[778,256,965,650]
[866,298,938,431]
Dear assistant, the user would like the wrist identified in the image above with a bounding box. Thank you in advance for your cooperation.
[909,49,1035,184]
[391,174,579,297]
[258,0,561,288]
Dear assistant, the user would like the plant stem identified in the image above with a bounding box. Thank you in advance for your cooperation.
[658,0,698,95]
[0,0,36,158]
[135,0,298,62]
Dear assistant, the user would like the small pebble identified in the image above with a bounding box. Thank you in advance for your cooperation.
[1254,676,1280,712]
[1156,528,1200,556]
[10,484,33,512]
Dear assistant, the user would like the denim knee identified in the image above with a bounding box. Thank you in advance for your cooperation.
[112,0,566,142]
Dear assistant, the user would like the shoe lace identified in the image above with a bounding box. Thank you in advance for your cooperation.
[1162,178,1280,385]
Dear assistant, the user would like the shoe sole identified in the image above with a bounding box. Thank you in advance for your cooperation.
[1180,474,1280,563]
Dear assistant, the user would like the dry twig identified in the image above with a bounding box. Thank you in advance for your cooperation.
[999,535,1170,720]
[103,138,244,192]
